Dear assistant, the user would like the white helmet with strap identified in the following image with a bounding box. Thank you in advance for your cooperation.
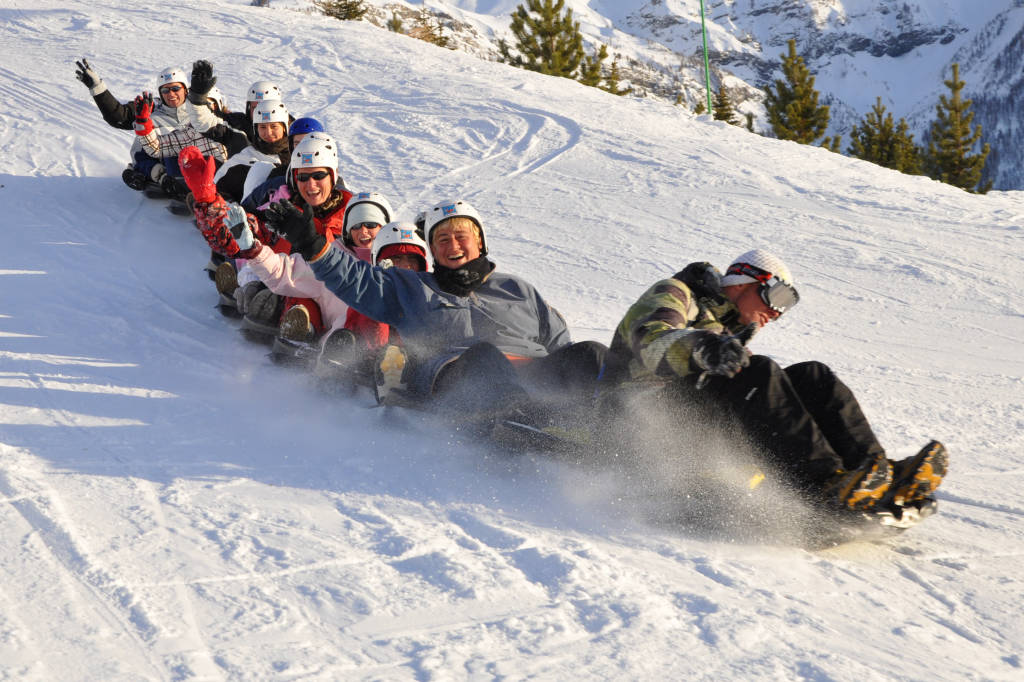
[287,133,339,190]
[372,221,430,271]
[425,199,486,255]
[157,66,188,89]
[251,99,289,125]
[206,86,227,112]
[247,80,283,103]
[343,192,394,238]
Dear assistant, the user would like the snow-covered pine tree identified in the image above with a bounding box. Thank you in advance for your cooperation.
[925,63,992,193]
[498,0,607,89]
[601,56,630,96]
[847,97,922,174]
[713,84,739,125]
[313,0,367,21]
[763,39,832,146]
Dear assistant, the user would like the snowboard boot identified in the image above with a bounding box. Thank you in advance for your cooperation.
[889,440,947,505]
[374,345,408,405]
[279,304,315,342]
[214,261,239,297]
[122,167,149,191]
[205,250,227,281]
[822,453,893,512]
[160,174,189,201]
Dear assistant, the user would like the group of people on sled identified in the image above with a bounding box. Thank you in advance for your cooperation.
[75,57,948,525]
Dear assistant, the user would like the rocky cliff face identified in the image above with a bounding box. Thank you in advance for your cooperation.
[335,0,1024,189]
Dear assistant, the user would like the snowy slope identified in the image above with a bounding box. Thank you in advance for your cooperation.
[2,0,1024,679]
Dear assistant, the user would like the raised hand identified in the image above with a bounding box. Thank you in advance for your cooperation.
[225,204,261,258]
[133,92,154,136]
[178,146,218,204]
[74,58,102,90]
[189,59,216,101]
[265,200,326,260]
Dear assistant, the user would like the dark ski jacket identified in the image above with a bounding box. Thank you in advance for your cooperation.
[309,246,571,396]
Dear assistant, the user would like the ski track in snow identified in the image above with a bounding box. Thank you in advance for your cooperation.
[0,0,1023,679]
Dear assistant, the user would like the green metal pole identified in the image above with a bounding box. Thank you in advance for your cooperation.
[699,0,713,115]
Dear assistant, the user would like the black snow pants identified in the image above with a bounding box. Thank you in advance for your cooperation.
[671,354,886,489]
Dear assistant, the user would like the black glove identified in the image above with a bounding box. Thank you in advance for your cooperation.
[189,59,216,102]
[74,58,101,90]
[265,200,326,260]
[690,325,755,378]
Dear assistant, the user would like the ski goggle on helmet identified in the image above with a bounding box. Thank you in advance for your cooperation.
[724,261,800,314]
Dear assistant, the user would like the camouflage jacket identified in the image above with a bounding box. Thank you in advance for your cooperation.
[604,262,749,384]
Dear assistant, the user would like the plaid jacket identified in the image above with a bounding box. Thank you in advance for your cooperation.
[140,125,227,162]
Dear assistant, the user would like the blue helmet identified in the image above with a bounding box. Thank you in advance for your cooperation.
[289,117,325,137]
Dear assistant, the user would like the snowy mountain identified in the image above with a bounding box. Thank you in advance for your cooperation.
[2,0,1024,679]
[332,0,1024,190]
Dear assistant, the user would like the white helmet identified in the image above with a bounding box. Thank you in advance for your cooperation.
[252,99,289,125]
[288,134,339,189]
[343,192,394,238]
[721,249,794,286]
[372,221,430,271]
[206,86,227,112]
[247,80,283,103]
[157,66,188,89]
[425,199,486,255]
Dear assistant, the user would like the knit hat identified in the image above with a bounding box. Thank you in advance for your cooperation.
[378,243,428,271]
[720,249,794,287]
[345,203,388,232]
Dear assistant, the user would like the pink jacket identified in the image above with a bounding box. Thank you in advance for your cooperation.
[246,243,372,333]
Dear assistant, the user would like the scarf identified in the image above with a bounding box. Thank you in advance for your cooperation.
[433,256,495,297]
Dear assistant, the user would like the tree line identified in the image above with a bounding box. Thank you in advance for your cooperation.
[306,1,993,194]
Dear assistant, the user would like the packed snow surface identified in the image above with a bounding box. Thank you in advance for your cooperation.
[1,0,1023,679]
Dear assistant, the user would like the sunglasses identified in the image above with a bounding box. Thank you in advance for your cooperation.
[159,85,183,94]
[350,222,381,232]
[725,262,800,314]
[295,170,330,183]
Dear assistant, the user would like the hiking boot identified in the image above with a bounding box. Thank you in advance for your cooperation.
[122,167,148,191]
[204,250,227,281]
[320,328,356,364]
[246,288,284,325]
[822,453,893,512]
[234,281,265,315]
[279,304,314,342]
[889,440,947,505]
[374,345,407,405]
[214,261,238,297]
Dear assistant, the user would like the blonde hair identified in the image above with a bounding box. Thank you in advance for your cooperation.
[431,217,481,243]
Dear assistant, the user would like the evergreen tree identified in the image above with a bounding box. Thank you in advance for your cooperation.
[713,83,739,125]
[313,0,368,21]
[745,112,755,133]
[387,12,403,34]
[577,44,608,87]
[407,10,450,48]
[601,56,630,96]
[925,63,992,193]
[763,39,832,145]
[847,97,922,174]
[498,0,606,87]
[694,100,706,115]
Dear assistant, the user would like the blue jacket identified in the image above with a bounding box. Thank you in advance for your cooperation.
[310,245,572,395]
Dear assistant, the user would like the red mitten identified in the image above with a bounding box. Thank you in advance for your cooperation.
[133,92,154,136]
[178,146,218,203]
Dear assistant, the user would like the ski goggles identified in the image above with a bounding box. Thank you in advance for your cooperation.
[159,85,183,94]
[725,262,800,314]
[295,170,330,183]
